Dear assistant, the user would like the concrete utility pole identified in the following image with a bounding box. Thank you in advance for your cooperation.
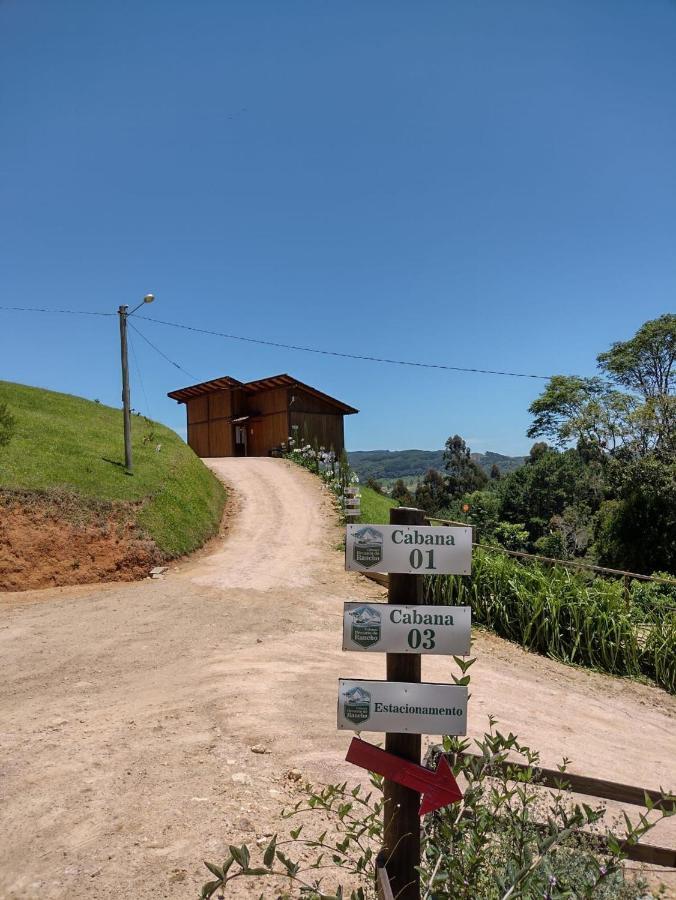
[118,294,155,472]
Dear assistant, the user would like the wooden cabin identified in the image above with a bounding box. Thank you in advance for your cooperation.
[168,373,358,458]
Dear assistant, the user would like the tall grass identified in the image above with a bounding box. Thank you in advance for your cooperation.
[425,549,675,693]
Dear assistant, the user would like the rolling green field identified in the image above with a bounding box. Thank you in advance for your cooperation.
[0,381,226,557]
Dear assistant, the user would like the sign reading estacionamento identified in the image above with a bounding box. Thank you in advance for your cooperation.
[337,679,468,735]
[345,524,472,575]
[342,602,471,655]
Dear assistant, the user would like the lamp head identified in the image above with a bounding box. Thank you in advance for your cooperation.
[143,293,155,304]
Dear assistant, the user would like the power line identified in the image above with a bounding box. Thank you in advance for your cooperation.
[128,320,198,380]
[135,314,554,380]
[0,303,559,380]
[0,305,114,316]
[127,328,153,420]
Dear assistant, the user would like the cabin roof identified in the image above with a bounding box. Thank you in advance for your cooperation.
[167,375,243,401]
[167,373,358,414]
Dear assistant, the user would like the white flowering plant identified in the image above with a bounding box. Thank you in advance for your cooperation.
[282,439,358,518]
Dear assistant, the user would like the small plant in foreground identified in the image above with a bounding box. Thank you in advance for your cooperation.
[199,716,674,899]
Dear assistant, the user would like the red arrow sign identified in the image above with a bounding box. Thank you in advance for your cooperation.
[345,737,462,816]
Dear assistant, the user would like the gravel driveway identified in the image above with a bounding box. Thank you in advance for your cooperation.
[1,458,674,898]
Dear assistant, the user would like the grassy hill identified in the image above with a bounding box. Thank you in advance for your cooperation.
[349,449,525,483]
[0,381,225,559]
[359,485,398,524]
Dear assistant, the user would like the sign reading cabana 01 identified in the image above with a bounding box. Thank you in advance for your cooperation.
[345,524,472,575]
[343,602,471,654]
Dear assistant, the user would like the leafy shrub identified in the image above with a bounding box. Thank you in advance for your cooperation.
[200,715,674,899]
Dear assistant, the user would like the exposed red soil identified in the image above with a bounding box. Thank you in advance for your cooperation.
[0,490,161,591]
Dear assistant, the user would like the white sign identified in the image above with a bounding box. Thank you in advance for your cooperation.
[345,524,472,575]
[343,602,471,655]
[337,679,468,735]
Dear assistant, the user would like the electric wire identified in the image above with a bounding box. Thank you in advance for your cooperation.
[135,314,554,380]
[127,328,153,421]
[128,321,198,380]
[1,303,560,380]
[0,305,114,316]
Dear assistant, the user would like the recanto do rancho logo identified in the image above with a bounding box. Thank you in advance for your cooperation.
[352,527,383,568]
[343,686,371,724]
[348,605,381,648]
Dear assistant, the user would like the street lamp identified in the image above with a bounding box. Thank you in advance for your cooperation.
[118,294,156,472]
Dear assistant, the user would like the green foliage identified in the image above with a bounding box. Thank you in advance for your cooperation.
[459,490,501,535]
[527,375,634,452]
[595,456,676,574]
[444,434,488,499]
[0,381,225,556]
[425,550,676,692]
[597,312,675,399]
[498,446,605,548]
[493,521,530,551]
[414,467,449,515]
[529,315,675,456]
[199,718,674,899]
[390,478,414,506]
[534,532,567,559]
[0,400,16,449]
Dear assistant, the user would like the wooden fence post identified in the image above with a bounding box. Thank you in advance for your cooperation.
[382,506,425,900]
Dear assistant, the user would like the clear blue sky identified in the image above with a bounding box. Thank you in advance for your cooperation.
[1,1,675,455]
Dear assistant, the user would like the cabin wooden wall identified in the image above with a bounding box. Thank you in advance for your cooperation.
[245,388,289,456]
[247,413,288,456]
[289,388,345,453]
[186,388,247,456]
[184,385,346,457]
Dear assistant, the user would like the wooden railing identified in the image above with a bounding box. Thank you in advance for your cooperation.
[361,569,675,870]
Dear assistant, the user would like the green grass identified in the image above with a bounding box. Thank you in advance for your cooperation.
[358,485,398,524]
[0,381,226,557]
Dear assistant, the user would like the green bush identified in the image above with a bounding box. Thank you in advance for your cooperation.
[199,714,674,899]
[425,550,675,693]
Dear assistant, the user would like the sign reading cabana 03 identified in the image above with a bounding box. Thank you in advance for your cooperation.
[345,524,472,575]
[343,602,471,654]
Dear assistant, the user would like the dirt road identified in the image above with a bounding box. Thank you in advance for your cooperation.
[1,458,675,899]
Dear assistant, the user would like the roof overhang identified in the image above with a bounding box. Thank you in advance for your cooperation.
[167,372,358,414]
[244,374,358,414]
[167,375,243,403]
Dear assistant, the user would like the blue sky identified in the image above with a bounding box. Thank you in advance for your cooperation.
[1,1,675,455]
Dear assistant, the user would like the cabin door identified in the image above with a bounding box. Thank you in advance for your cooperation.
[234,425,247,457]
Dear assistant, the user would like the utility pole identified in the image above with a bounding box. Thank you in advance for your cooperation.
[118,294,155,472]
[118,305,133,471]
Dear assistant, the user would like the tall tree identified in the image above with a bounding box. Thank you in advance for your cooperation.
[597,313,675,398]
[414,468,448,515]
[443,435,488,499]
[528,316,675,456]
[391,478,413,506]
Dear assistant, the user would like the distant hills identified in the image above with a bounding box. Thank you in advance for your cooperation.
[348,449,525,482]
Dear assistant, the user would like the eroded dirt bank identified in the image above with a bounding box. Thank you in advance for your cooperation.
[1,459,674,899]
[0,490,160,591]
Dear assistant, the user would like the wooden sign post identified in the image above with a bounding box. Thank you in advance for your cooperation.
[339,507,472,899]
[384,506,425,900]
